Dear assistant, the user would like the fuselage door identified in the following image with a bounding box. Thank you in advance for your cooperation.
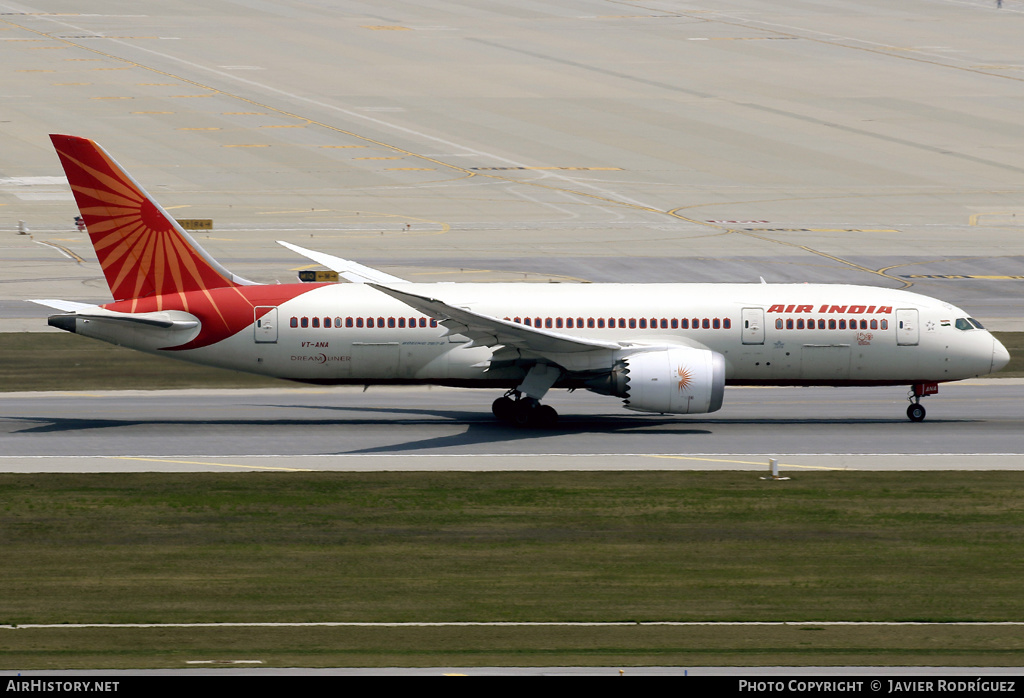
[896,308,919,346]
[741,307,764,345]
[254,306,278,343]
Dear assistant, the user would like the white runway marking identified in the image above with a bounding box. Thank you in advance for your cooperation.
[5,621,1024,629]
[1,453,1022,472]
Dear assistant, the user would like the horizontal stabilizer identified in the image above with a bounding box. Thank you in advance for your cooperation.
[48,308,200,332]
[29,299,95,312]
[278,241,409,284]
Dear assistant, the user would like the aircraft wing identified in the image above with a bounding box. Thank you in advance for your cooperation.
[278,241,409,284]
[369,283,622,356]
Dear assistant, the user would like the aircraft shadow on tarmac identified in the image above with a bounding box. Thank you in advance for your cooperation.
[3,403,967,456]
[2,406,707,455]
[277,404,967,455]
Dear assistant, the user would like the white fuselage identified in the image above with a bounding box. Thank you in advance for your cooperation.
[137,282,1005,389]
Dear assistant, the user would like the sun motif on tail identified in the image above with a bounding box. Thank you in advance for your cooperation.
[50,134,240,302]
[677,364,693,392]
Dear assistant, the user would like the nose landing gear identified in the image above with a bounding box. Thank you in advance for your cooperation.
[907,382,938,422]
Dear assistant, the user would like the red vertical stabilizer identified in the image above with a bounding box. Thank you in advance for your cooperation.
[50,134,247,301]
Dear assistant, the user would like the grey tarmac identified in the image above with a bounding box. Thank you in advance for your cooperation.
[1,381,1021,471]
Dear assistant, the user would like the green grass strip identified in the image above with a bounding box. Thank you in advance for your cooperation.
[1,471,1023,668]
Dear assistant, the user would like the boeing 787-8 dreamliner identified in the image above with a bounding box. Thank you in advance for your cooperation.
[33,135,1010,426]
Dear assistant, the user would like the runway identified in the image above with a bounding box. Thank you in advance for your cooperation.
[1,381,1021,472]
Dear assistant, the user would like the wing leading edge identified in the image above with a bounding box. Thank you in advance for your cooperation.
[278,241,409,284]
[368,283,625,372]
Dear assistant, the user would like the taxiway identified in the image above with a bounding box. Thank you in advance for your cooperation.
[1,382,1020,472]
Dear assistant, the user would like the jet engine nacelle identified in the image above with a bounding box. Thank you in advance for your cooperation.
[621,347,726,414]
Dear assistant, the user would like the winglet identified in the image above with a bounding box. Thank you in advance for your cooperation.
[50,134,254,301]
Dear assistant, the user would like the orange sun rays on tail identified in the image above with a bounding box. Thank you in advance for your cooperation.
[50,134,240,302]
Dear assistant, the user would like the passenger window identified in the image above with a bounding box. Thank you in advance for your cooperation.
[702,319,710,329]
[723,318,731,329]
[290,317,298,328]
[300,317,309,328]
[671,319,678,329]
[681,319,689,329]
[398,318,406,328]
[346,317,354,328]
[388,318,396,328]
[367,318,374,328]
[356,318,364,328]
[588,318,595,328]
[881,320,888,330]
[597,318,605,328]
[785,319,793,330]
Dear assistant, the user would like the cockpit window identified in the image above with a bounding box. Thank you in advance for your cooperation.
[954,318,986,331]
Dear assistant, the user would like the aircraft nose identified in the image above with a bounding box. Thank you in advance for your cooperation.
[991,335,1011,374]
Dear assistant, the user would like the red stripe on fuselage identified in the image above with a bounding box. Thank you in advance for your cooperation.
[103,283,329,350]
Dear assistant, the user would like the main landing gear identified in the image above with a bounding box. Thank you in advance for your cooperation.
[492,392,558,427]
[492,362,562,428]
[906,382,939,422]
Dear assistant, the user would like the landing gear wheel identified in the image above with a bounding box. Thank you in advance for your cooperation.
[494,395,559,427]
[907,403,926,422]
[511,398,538,427]
[492,396,515,421]
[534,404,558,428]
